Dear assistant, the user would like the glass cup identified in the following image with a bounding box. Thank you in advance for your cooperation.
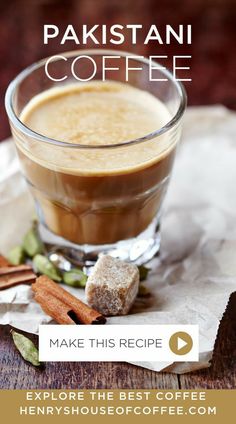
[5,50,186,266]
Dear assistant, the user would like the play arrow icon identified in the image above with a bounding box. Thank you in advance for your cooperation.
[169,332,193,355]
[177,337,188,351]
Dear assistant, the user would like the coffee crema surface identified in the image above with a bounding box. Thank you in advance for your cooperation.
[22,81,169,147]
[17,81,177,244]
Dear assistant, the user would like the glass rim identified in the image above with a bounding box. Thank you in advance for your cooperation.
[5,49,187,150]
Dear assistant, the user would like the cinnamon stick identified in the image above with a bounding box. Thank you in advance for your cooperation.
[0,264,36,290]
[32,275,106,325]
[0,254,10,268]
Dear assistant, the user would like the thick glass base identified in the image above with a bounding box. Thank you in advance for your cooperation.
[39,215,161,271]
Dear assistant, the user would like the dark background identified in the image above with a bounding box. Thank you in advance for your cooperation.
[1,0,236,141]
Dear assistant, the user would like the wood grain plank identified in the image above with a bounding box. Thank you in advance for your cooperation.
[0,325,178,389]
[1,297,236,390]
[1,294,236,389]
[180,293,236,389]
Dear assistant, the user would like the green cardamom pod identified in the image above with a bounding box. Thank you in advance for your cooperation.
[8,246,25,265]
[63,269,87,288]
[33,254,62,282]
[138,284,151,297]
[11,330,40,367]
[23,223,44,257]
[138,265,151,281]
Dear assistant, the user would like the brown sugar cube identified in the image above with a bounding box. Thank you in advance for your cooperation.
[85,255,139,316]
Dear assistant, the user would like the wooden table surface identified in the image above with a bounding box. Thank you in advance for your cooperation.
[0,292,236,389]
[0,0,236,389]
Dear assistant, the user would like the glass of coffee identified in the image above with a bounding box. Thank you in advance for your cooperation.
[5,50,186,266]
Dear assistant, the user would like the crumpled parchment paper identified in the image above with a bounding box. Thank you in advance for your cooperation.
[0,106,236,374]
